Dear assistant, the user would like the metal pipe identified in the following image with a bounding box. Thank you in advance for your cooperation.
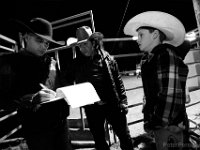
[47,45,71,53]
[52,10,92,25]
[53,18,91,30]
[47,37,133,53]
[55,51,60,70]
[113,53,143,58]
[0,137,24,144]
[103,37,133,42]
[0,125,22,142]
[90,10,95,32]
[192,0,200,39]
[0,45,15,52]
[0,111,17,122]
[0,34,16,44]
[0,34,17,52]
[46,39,87,53]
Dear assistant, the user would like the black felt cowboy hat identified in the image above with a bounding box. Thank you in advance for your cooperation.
[13,17,64,46]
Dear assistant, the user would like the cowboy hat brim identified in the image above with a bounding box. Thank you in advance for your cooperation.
[124,11,186,47]
[11,19,65,46]
[35,33,65,46]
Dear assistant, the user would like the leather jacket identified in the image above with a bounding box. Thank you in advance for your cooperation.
[65,49,128,106]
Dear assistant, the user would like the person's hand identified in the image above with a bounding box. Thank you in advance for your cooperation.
[143,121,154,134]
[119,103,128,114]
[32,89,56,104]
[31,89,56,111]
[144,119,163,134]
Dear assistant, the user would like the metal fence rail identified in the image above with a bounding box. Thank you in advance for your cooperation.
[0,13,199,148]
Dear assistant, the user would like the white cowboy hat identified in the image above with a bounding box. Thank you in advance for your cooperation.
[123,11,186,47]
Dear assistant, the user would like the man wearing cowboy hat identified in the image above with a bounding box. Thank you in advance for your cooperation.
[0,18,72,150]
[64,26,133,150]
[124,11,189,150]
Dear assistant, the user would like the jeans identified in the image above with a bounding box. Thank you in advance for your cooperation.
[84,104,133,150]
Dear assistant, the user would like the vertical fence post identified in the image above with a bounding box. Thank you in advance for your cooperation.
[192,0,200,46]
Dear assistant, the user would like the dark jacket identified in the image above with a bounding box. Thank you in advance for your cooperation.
[65,49,128,106]
[0,51,69,134]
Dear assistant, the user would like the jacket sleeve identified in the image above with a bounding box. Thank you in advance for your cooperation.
[109,56,128,105]
[0,58,35,110]
[0,56,18,110]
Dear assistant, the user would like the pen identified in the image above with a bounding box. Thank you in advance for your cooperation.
[39,83,48,89]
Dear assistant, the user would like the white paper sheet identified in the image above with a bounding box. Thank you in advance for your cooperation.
[41,82,100,108]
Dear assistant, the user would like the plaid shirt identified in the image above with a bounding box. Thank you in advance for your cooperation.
[141,44,189,128]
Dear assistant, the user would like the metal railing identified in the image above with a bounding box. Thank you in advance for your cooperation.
[0,10,200,149]
[0,34,17,53]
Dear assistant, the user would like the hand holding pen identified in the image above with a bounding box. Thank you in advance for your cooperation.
[39,83,66,104]
[32,83,56,104]
[39,83,57,101]
[30,84,57,112]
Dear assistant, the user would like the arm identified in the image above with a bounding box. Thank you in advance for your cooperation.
[110,58,128,105]
[0,60,17,110]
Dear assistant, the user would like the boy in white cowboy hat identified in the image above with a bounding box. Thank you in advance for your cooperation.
[0,18,72,150]
[124,11,189,150]
[64,26,134,150]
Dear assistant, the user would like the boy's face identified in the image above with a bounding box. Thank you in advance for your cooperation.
[25,33,49,56]
[137,28,156,53]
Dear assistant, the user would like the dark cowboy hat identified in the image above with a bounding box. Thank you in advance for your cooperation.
[76,26,103,42]
[13,17,64,46]
[76,26,93,42]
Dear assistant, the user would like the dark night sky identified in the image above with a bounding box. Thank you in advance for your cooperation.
[0,0,197,71]
[0,0,197,37]
[0,0,197,55]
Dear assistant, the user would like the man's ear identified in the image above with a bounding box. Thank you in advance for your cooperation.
[152,30,159,39]
[19,33,28,48]
[23,33,28,42]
